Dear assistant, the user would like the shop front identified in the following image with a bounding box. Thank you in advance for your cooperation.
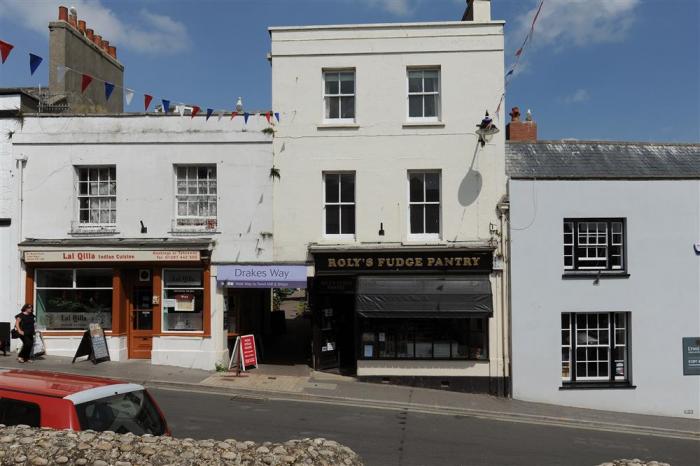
[310,247,507,395]
[19,240,215,366]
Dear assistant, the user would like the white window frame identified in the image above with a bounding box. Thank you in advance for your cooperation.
[173,165,218,232]
[75,166,117,230]
[322,69,356,123]
[323,172,356,240]
[161,268,204,333]
[407,170,441,241]
[564,218,625,272]
[561,312,630,384]
[406,68,441,122]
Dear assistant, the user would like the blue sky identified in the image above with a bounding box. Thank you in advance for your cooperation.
[0,0,698,142]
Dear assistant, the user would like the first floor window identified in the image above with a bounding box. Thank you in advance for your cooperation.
[324,172,355,236]
[175,166,217,231]
[324,70,355,120]
[77,166,116,227]
[408,68,440,119]
[360,318,488,360]
[35,268,113,330]
[409,171,440,237]
[162,269,204,331]
[564,218,625,272]
[561,312,630,384]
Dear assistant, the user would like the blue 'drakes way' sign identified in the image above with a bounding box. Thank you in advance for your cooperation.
[217,265,307,288]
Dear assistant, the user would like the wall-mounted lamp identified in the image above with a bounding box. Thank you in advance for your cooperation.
[378,222,385,236]
[593,271,601,286]
[475,111,500,147]
[140,220,147,234]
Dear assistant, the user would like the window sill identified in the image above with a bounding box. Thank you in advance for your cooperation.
[560,382,636,390]
[68,229,119,236]
[170,230,221,236]
[562,272,630,280]
[402,121,445,128]
[317,123,360,130]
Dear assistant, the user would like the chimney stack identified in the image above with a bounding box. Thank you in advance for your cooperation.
[506,107,538,142]
[462,0,491,22]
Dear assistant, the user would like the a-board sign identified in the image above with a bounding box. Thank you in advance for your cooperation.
[72,323,111,364]
[683,337,700,376]
[227,334,258,373]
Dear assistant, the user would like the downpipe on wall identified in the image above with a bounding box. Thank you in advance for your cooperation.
[14,154,27,308]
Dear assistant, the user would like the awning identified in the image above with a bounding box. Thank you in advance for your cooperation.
[356,275,492,318]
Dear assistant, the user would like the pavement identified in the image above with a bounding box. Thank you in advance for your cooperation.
[2,354,698,442]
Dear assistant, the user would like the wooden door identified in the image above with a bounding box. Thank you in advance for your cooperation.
[127,271,154,359]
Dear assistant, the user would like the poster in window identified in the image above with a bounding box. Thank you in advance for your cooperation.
[174,293,195,312]
[364,344,373,358]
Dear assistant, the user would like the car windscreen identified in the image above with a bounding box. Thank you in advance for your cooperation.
[75,390,166,435]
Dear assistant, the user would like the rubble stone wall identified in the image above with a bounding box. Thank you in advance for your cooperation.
[0,425,363,466]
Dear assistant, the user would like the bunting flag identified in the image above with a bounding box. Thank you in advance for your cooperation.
[0,39,14,63]
[230,111,238,120]
[191,106,200,118]
[217,110,224,121]
[56,64,67,83]
[144,94,153,111]
[80,74,93,92]
[125,88,134,105]
[274,112,280,123]
[265,111,271,123]
[206,108,213,121]
[162,99,170,113]
[29,53,43,75]
[243,112,250,124]
[104,82,115,101]
[505,70,514,78]
[178,104,185,117]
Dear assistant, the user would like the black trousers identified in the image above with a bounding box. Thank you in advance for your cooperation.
[18,333,34,360]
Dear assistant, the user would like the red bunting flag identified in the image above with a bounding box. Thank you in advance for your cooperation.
[265,111,271,123]
[81,74,93,92]
[231,111,238,120]
[191,106,200,118]
[0,40,14,63]
[144,94,153,111]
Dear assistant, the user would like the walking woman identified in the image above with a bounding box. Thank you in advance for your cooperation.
[15,304,35,363]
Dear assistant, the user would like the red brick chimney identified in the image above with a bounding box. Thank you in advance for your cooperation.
[506,106,537,142]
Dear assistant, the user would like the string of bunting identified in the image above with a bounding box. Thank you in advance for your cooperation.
[0,38,281,124]
[495,0,545,117]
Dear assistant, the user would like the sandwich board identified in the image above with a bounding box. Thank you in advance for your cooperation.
[227,334,258,375]
[72,323,111,364]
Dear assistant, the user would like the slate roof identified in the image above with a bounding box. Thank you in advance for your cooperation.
[506,140,700,179]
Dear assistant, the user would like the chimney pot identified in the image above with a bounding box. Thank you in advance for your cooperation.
[86,28,94,41]
[68,15,77,28]
[58,6,68,21]
[509,106,521,122]
[506,106,537,142]
[108,46,117,59]
[102,40,110,52]
[78,20,86,33]
[94,35,102,47]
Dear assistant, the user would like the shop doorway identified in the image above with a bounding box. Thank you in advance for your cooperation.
[126,269,154,359]
[312,277,357,375]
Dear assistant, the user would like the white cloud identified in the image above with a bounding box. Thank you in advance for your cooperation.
[563,88,590,103]
[0,0,190,55]
[360,0,418,16]
[511,0,641,51]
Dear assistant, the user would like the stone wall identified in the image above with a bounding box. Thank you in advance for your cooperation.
[0,426,363,465]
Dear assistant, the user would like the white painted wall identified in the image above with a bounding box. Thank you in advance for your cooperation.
[8,115,273,368]
[0,98,23,345]
[270,21,506,261]
[510,179,700,418]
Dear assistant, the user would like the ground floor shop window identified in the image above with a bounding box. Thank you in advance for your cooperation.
[360,318,487,360]
[561,312,630,385]
[162,269,204,331]
[35,269,113,330]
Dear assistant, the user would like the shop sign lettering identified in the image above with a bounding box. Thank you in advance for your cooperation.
[24,250,200,263]
[683,337,700,376]
[314,250,493,273]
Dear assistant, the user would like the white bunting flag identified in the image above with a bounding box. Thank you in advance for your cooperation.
[178,104,185,117]
[217,110,224,121]
[124,88,134,106]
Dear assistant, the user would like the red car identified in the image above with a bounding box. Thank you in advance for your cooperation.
[0,369,169,435]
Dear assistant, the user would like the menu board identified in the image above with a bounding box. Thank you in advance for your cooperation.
[72,323,111,364]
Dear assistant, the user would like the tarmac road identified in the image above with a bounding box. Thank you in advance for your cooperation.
[150,387,700,466]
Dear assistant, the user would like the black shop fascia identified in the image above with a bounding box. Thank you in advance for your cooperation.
[309,247,494,375]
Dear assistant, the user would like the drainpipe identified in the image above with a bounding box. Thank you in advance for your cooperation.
[14,154,27,306]
[497,198,510,396]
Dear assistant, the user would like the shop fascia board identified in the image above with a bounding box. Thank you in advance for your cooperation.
[307,241,495,252]
[18,238,214,250]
